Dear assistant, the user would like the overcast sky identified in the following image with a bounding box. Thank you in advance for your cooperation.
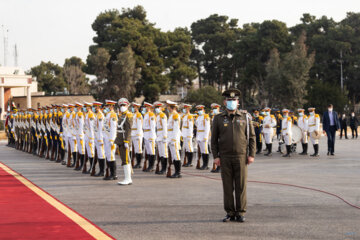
[1,0,359,71]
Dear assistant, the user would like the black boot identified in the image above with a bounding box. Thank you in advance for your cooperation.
[75,154,84,171]
[134,153,142,168]
[310,144,319,157]
[264,144,272,156]
[145,155,155,172]
[84,158,93,174]
[256,142,262,154]
[170,160,182,178]
[158,157,167,175]
[184,152,193,167]
[200,154,209,170]
[300,143,308,155]
[103,161,118,180]
[69,152,77,167]
[95,159,105,176]
[283,145,291,157]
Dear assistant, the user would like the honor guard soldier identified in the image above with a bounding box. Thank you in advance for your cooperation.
[74,103,85,171]
[131,102,144,168]
[62,104,71,165]
[57,104,66,162]
[45,106,52,159]
[83,102,95,173]
[307,107,320,157]
[50,105,58,161]
[166,100,182,178]
[68,104,78,167]
[195,105,211,170]
[93,101,106,176]
[252,110,263,154]
[103,100,118,180]
[181,104,194,167]
[281,109,292,157]
[211,89,256,222]
[116,98,133,185]
[210,103,221,173]
[142,102,157,172]
[54,105,63,162]
[262,107,276,156]
[297,109,308,155]
[154,101,168,174]
[275,110,283,153]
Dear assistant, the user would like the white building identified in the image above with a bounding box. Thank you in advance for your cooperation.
[0,67,41,120]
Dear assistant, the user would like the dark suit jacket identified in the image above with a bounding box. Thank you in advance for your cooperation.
[323,111,340,132]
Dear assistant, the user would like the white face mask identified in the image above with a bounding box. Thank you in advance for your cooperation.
[299,112,303,117]
[155,108,160,114]
[352,113,355,117]
[120,106,127,113]
[328,108,333,112]
[310,112,314,116]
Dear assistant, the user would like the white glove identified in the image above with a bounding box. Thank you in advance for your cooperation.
[124,143,129,149]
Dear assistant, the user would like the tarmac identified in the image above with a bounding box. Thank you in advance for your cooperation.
[0,137,359,240]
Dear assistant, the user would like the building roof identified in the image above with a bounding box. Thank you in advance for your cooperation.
[0,67,26,75]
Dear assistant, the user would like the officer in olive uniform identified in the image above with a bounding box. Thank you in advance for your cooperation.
[211,89,256,222]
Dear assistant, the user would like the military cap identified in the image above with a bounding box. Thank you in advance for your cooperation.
[68,104,75,108]
[308,107,315,111]
[105,100,116,105]
[222,88,240,99]
[282,109,289,113]
[93,101,103,106]
[153,101,163,107]
[118,98,130,106]
[297,108,305,112]
[75,102,83,107]
[144,102,153,107]
[183,103,192,108]
[196,105,205,109]
[62,104,68,108]
[84,102,93,107]
[264,107,271,112]
[166,100,178,106]
[253,109,259,113]
[132,102,141,107]
[211,103,221,108]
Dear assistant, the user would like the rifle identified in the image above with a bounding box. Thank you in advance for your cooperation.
[67,144,72,167]
[131,144,135,167]
[155,146,160,174]
[104,160,110,178]
[211,162,217,171]
[166,148,172,177]
[182,149,187,167]
[82,148,88,173]
[142,149,148,171]
[196,144,201,169]
[75,152,80,169]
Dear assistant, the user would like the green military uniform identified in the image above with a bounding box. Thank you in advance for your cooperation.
[211,89,256,221]
[115,108,133,166]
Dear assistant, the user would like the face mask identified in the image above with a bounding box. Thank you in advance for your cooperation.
[266,112,270,116]
[226,100,237,111]
[213,109,218,115]
[120,106,127,113]
[352,113,355,117]
[92,107,96,112]
[328,108,333,112]
[141,109,146,115]
[130,107,135,113]
[198,110,204,115]
[50,109,53,113]
[155,108,160,114]
[54,109,57,113]
[83,107,87,112]
[61,109,65,113]
[260,111,265,115]
[310,112,314,116]
[103,108,109,113]
[299,112,303,117]
[182,109,186,114]
[45,110,48,114]
[74,108,78,113]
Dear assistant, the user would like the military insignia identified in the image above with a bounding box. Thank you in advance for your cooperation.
[230,92,235,97]
[223,118,229,124]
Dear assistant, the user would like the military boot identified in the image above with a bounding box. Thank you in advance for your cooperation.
[170,160,182,178]
[283,145,291,157]
[200,154,209,170]
[75,154,84,171]
[134,153,142,168]
[145,155,155,172]
[264,144,272,156]
[95,159,105,176]
[69,152,77,167]
[184,152,193,167]
[310,144,319,157]
[158,157,168,175]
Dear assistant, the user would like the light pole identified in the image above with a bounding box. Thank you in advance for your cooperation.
[340,50,344,91]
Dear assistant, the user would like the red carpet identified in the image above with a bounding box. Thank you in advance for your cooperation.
[0,162,115,240]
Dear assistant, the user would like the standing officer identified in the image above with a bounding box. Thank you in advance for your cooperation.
[116,98,133,185]
[131,102,144,168]
[83,102,95,173]
[252,110,263,154]
[74,103,85,171]
[210,103,221,173]
[349,111,359,139]
[67,104,78,167]
[195,105,211,170]
[297,109,308,155]
[154,101,168,174]
[211,89,255,222]
[93,101,106,176]
[103,100,118,180]
[181,103,194,167]
[281,109,292,157]
[142,102,157,172]
[308,107,320,157]
[262,107,276,156]
[339,113,348,139]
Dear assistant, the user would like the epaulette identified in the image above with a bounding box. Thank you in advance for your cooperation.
[110,112,117,118]
[204,114,210,119]
[126,111,133,118]
[88,112,95,118]
[159,112,166,118]
[315,114,320,118]
[271,114,275,118]
[259,116,264,120]
[57,112,63,117]
[293,116,298,120]
[187,114,193,119]
[149,112,155,117]
[173,113,179,120]
[77,112,84,117]
[136,112,142,118]
[287,117,292,121]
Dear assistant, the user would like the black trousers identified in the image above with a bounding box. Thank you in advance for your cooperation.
[351,126,358,138]
[325,126,337,153]
[340,127,348,139]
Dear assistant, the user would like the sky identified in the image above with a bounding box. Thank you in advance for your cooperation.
[0,0,359,71]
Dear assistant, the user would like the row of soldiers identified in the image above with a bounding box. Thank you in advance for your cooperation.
[252,107,321,157]
[6,98,223,185]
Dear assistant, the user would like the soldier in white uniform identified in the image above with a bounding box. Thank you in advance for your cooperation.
[154,101,168,174]
[281,109,292,157]
[131,102,144,168]
[103,100,118,180]
[166,100,182,178]
[210,103,221,172]
[74,102,85,171]
[262,107,277,156]
[142,102,157,172]
[181,103,194,167]
[307,107,321,157]
[83,102,95,173]
[67,104,78,167]
[93,101,106,176]
[61,104,70,165]
[195,105,211,170]
[297,109,309,155]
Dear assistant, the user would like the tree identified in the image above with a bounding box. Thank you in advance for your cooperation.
[29,61,66,95]
[63,57,89,94]
[184,86,224,110]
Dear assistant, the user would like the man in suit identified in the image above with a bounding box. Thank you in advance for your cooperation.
[322,104,340,156]
[349,112,359,139]
[339,113,348,139]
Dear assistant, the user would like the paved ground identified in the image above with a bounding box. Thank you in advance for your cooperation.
[0,137,359,240]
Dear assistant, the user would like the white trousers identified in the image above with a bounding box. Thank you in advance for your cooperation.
[144,138,156,155]
[70,136,77,153]
[264,132,273,144]
[197,140,209,154]
[132,137,143,154]
[309,132,319,144]
[169,141,180,161]
[283,134,292,145]
[76,135,85,155]
[104,138,116,161]
[95,139,105,159]
[85,137,95,158]
[183,137,193,152]
[157,140,168,158]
